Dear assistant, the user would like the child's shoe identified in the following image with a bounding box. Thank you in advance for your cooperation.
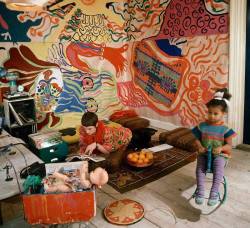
[208,193,219,206]
[195,196,204,205]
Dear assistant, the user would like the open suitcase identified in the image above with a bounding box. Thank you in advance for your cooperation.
[2,143,96,225]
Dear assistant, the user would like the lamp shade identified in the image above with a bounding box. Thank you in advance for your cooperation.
[5,0,48,11]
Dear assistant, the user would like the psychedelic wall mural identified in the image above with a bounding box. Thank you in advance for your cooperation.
[0,0,230,130]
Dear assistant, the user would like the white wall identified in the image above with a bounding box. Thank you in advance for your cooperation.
[228,0,246,146]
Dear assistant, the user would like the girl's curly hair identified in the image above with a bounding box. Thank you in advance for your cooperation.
[206,88,231,112]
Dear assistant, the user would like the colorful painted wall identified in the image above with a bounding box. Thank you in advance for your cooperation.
[0,0,229,130]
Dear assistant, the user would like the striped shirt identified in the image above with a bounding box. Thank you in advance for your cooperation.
[192,121,236,158]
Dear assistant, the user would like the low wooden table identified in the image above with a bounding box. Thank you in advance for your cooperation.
[108,146,197,193]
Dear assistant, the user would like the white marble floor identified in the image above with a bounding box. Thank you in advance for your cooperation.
[2,149,250,228]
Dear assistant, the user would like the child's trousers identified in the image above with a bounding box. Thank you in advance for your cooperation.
[196,154,226,198]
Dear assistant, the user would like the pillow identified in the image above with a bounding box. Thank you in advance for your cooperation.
[103,120,122,128]
[60,126,80,144]
[112,116,150,130]
[109,110,138,121]
[159,127,198,152]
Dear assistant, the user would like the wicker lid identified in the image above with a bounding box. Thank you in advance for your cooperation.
[103,199,144,225]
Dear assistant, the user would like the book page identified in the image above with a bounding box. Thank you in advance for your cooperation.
[82,154,106,162]
[66,154,106,162]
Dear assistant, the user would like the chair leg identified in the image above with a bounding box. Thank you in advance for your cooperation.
[222,176,227,204]
[192,188,198,198]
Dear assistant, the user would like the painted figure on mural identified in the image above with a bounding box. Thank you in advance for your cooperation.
[79,111,132,172]
[35,68,63,112]
[82,77,94,91]
[192,88,236,206]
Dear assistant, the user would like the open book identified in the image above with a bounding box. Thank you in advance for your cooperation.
[66,154,106,163]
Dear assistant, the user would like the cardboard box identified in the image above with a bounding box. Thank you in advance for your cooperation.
[22,190,96,225]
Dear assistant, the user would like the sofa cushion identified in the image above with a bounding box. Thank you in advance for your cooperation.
[60,126,80,144]
[112,116,149,130]
[159,127,198,152]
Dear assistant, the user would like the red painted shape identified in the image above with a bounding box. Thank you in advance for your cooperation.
[50,112,60,127]
[0,15,8,30]
[22,191,95,225]
[4,45,58,72]
[155,0,228,39]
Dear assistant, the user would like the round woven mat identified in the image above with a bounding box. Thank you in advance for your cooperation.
[103,199,144,225]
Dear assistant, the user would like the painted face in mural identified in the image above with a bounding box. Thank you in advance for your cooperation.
[83,125,97,135]
[207,106,225,124]
[82,77,94,91]
[35,68,63,112]
[86,98,98,113]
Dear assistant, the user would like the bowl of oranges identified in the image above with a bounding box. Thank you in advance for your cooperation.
[127,149,154,168]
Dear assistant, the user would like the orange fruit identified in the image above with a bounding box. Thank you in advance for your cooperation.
[133,153,139,159]
[139,154,145,160]
[131,157,138,163]
[137,159,144,164]
[144,158,149,163]
[127,154,133,160]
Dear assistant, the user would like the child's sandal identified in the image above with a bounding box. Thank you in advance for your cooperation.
[195,196,204,205]
[208,193,219,206]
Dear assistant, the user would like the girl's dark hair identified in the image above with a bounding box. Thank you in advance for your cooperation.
[206,88,231,112]
[81,111,98,127]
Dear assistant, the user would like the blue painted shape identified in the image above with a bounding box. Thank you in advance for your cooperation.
[55,79,85,113]
[155,39,182,57]
[0,2,42,42]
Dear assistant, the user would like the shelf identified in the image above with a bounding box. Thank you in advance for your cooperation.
[3,96,36,129]
[3,96,37,141]
[10,122,36,129]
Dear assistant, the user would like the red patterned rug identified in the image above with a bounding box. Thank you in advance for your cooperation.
[108,147,197,193]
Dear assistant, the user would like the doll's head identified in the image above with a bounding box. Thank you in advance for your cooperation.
[81,111,98,135]
[206,88,231,124]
